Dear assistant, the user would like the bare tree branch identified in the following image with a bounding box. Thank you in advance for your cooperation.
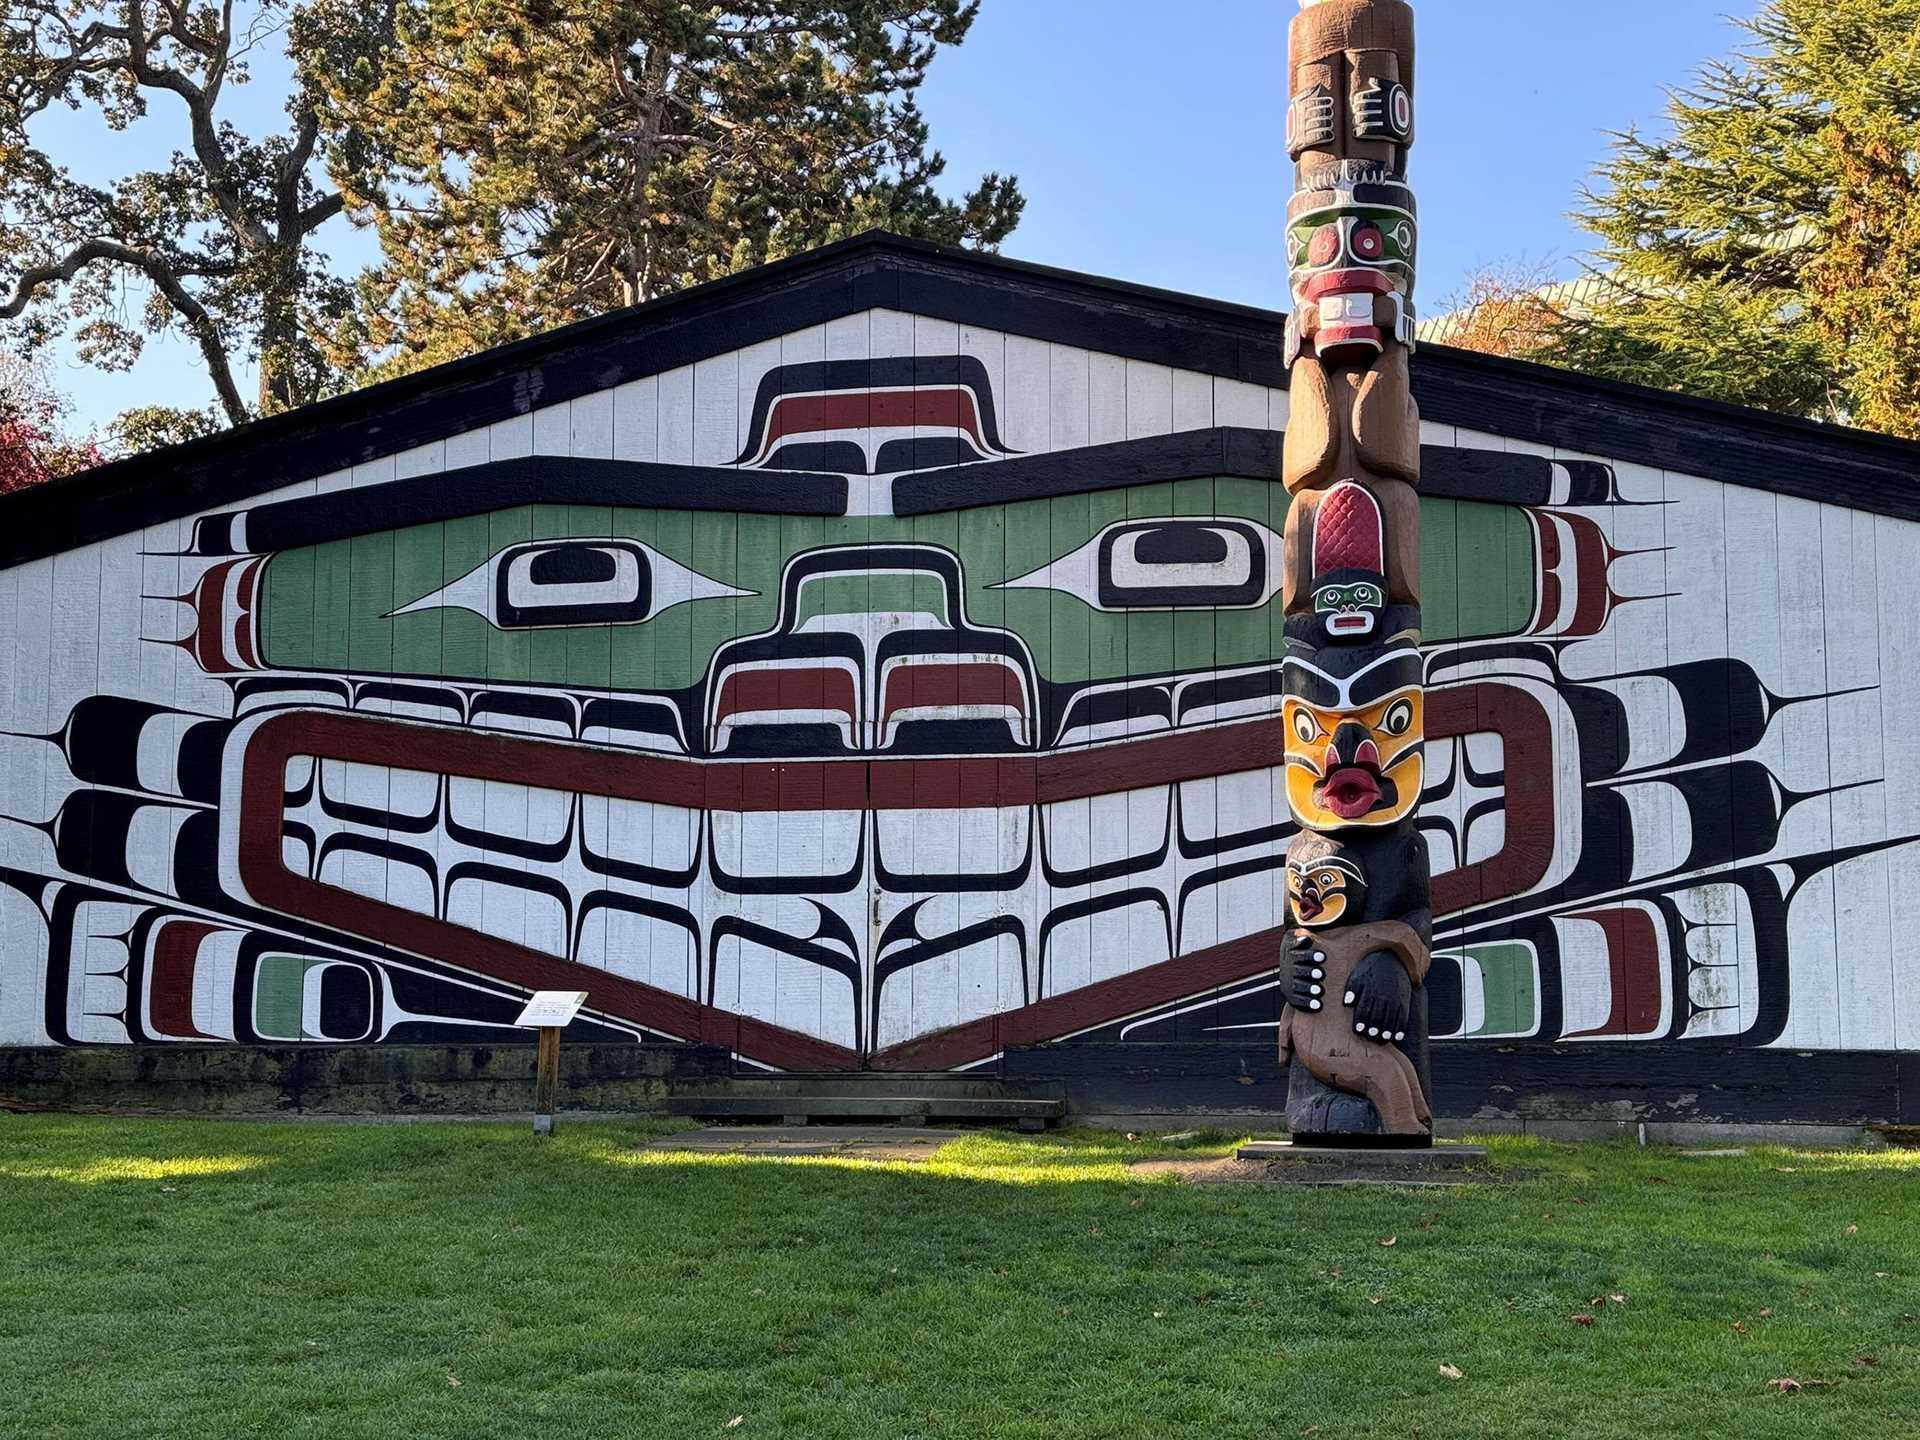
[2,236,247,421]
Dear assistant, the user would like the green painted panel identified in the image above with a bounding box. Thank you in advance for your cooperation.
[484,507,534,687]
[260,546,313,670]
[1169,477,1218,679]
[1000,496,1054,680]
[1460,942,1539,1037]
[439,514,494,683]
[528,504,575,688]
[565,505,615,695]
[1453,500,1533,640]
[391,517,446,680]
[1418,496,1459,646]
[252,953,309,1042]
[257,483,1542,691]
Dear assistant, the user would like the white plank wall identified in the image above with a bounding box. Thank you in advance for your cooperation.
[0,303,1910,1069]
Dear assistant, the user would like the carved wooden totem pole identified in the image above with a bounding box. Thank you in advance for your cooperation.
[1277,0,1433,1145]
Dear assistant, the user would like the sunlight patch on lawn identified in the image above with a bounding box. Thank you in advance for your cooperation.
[0,1153,272,1184]
[570,1128,1252,1186]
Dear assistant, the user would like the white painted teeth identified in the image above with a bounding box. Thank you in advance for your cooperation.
[1344,989,1356,1004]
[1394,1031,1406,1042]
[1313,952,1326,962]
[1310,1000,1322,1011]
[1310,984,1322,997]
[1354,1022,1365,1033]
[1367,1026,1381,1037]
[1311,968,1324,980]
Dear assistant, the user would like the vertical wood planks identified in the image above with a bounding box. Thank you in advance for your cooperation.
[1820,504,1893,1048]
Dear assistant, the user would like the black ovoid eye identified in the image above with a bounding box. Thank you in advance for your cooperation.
[1382,698,1414,736]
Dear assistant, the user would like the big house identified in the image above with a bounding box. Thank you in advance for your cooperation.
[2,234,1916,1128]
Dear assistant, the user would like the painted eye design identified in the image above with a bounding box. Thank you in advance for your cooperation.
[1308,226,1341,266]
[1389,221,1415,256]
[1293,708,1320,745]
[1351,223,1385,261]
[1382,697,1414,736]
[997,517,1281,612]
[1315,870,1340,890]
[389,538,749,629]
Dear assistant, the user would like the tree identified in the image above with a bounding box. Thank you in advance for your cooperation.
[309,0,1023,380]
[0,353,101,491]
[1,0,364,423]
[1422,261,1571,361]
[1547,0,1920,434]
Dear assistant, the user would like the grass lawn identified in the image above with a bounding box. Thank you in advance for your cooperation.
[0,1118,1914,1439]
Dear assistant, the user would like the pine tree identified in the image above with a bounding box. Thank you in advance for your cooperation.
[307,0,1024,381]
[1546,0,1920,435]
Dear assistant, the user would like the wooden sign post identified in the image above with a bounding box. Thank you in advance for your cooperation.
[513,990,588,1136]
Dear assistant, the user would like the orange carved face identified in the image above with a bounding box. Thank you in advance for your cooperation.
[1282,650,1424,830]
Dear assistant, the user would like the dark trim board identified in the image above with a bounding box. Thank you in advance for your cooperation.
[6,230,1920,568]
[1002,1044,1920,1126]
[894,427,1591,514]
[2,1039,1908,1125]
[195,456,848,554]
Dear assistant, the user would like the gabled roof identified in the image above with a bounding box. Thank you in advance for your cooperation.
[5,229,1918,568]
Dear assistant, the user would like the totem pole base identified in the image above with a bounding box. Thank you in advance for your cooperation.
[1236,1140,1489,1176]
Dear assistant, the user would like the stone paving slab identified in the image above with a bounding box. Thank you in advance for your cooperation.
[645,1125,966,1162]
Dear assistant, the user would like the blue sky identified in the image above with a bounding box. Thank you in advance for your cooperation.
[32,0,1758,430]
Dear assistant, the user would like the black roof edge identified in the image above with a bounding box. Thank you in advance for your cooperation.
[4,228,1917,568]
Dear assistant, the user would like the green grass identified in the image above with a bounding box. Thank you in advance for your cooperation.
[0,1118,1915,1439]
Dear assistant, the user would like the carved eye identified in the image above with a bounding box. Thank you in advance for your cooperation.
[1382,698,1414,736]
[388,538,745,629]
[1351,223,1385,261]
[1315,870,1340,890]
[1309,226,1341,266]
[1293,708,1320,745]
[999,517,1280,612]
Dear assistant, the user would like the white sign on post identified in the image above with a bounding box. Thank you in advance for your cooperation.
[514,990,588,1029]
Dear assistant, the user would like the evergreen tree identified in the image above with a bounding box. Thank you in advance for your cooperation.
[308,0,1023,381]
[1547,0,1920,435]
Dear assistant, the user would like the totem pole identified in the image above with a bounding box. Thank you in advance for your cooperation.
[1276,0,1433,1145]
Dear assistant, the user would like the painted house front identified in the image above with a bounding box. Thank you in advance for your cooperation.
[3,235,1916,1124]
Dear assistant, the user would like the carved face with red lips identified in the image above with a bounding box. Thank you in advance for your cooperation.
[1283,648,1424,829]
[1286,837,1368,929]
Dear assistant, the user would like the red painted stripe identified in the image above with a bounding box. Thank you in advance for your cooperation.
[192,559,244,674]
[880,662,1026,721]
[1428,683,1555,917]
[239,722,859,1071]
[1560,512,1615,638]
[241,709,1296,817]
[232,559,261,669]
[148,919,221,1040]
[869,927,1284,1071]
[1565,906,1666,1038]
[756,389,984,459]
[713,667,858,726]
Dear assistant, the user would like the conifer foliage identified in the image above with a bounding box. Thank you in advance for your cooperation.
[1551,0,1920,435]
[309,0,1024,381]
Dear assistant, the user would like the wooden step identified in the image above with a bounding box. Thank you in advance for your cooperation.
[660,1094,1065,1128]
[667,1075,1062,1103]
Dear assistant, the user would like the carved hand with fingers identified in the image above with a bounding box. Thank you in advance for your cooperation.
[1344,949,1410,1043]
[1283,933,1331,1014]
